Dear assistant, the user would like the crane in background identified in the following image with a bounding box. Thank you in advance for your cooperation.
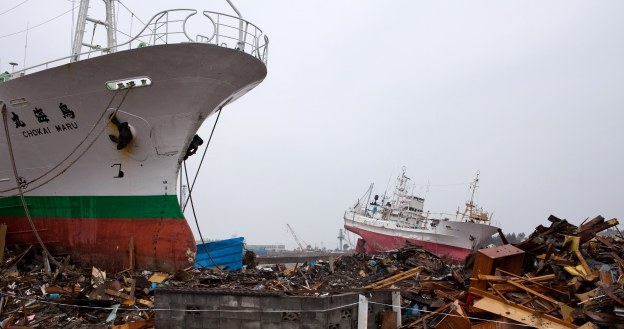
[286,224,309,252]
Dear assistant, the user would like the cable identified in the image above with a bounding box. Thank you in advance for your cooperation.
[183,161,220,269]
[0,289,548,326]
[0,0,29,16]
[183,108,223,211]
[367,301,535,327]
[117,1,146,27]
[0,5,79,39]
[0,290,360,313]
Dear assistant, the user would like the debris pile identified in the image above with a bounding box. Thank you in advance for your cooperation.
[0,249,159,328]
[189,243,450,292]
[466,215,622,329]
[0,214,620,328]
[403,215,622,329]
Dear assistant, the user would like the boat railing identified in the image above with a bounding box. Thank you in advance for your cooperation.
[6,8,268,80]
[201,11,269,64]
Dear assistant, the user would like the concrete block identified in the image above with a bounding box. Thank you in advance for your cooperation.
[220,295,240,307]
[241,320,262,329]
[241,296,260,308]
[220,318,242,329]
[155,289,390,329]
[219,307,261,320]
[202,317,220,328]
[260,295,302,311]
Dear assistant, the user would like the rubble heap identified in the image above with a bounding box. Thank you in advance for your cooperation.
[0,214,620,329]
[463,215,622,329]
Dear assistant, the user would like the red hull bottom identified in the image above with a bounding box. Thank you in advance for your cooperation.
[345,225,472,262]
[5,217,196,272]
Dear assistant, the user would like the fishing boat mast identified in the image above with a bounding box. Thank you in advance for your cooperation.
[72,0,117,62]
[456,171,492,222]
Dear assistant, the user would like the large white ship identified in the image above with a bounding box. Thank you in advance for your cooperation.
[0,1,268,271]
[344,168,499,261]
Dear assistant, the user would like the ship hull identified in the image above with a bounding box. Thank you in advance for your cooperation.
[3,215,193,272]
[344,212,499,262]
[0,43,267,271]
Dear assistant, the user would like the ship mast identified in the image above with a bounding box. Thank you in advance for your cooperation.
[456,171,491,222]
[466,171,480,219]
[71,0,118,62]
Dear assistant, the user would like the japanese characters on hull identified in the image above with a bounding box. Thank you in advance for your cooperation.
[12,102,77,138]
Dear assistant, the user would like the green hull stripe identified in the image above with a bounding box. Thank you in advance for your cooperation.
[0,195,184,219]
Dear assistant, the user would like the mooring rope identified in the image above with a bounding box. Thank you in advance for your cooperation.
[183,161,220,269]
[180,106,226,270]
[2,101,61,267]
[183,107,223,211]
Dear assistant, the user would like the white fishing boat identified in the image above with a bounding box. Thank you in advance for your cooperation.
[344,168,499,261]
[0,0,268,271]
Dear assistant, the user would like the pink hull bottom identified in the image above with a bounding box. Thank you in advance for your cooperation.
[345,225,472,262]
[5,217,196,272]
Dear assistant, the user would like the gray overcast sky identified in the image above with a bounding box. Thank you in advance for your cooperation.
[2,1,623,250]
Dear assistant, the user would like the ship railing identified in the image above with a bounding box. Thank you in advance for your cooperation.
[7,8,268,80]
[200,11,269,65]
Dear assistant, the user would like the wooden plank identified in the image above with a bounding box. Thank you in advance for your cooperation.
[471,318,528,329]
[380,310,397,329]
[574,250,596,281]
[435,301,471,329]
[470,288,578,329]
[487,282,509,303]
[578,216,604,232]
[477,274,555,283]
[506,280,560,306]
[365,266,423,289]
[128,236,135,271]
[128,278,136,301]
[111,317,154,329]
[0,223,6,263]
[579,218,619,243]
[496,268,568,300]
[136,299,153,308]
[147,272,169,283]
[105,289,132,300]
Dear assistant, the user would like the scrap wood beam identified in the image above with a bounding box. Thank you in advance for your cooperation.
[516,218,574,252]
[505,280,561,306]
[366,266,423,289]
[578,216,605,232]
[505,280,575,320]
[574,250,596,281]
[496,268,570,301]
[489,283,564,294]
[477,274,555,283]
[470,287,579,329]
[579,218,619,244]
[596,236,623,253]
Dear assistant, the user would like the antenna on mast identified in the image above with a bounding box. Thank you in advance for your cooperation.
[456,171,491,222]
[23,22,29,72]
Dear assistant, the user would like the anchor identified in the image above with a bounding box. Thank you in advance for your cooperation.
[108,115,133,150]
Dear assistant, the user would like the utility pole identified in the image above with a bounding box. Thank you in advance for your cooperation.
[337,229,345,250]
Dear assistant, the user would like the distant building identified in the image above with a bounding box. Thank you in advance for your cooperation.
[246,244,286,252]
